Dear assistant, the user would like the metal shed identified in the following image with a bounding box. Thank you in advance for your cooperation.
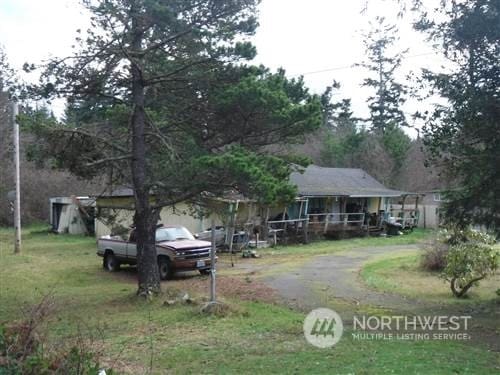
[49,196,95,235]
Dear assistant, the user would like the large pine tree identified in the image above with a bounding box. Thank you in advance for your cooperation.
[417,0,500,230]
[359,17,408,134]
[25,0,322,296]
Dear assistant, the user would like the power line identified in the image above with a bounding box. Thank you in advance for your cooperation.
[291,51,437,77]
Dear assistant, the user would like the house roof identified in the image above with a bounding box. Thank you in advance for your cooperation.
[290,165,409,198]
[98,166,411,201]
[100,187,134,197]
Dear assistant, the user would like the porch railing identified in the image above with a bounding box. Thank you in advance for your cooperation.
[267,218,309,244]
[267,213,366,235]
[389,209,420,228]
[307,212,365,233]
[395,217,419,228]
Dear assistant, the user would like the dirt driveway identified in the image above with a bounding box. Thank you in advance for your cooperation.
[230,244,500,351]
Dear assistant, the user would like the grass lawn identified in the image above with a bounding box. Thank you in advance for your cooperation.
[361,251,500,305]
[259,228,430,256]
[1,226,499,374]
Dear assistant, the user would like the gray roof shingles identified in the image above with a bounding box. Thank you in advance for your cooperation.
[290,165,408,197]
[101,166,410,199]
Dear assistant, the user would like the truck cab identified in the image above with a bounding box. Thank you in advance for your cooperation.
[97,225,214,280]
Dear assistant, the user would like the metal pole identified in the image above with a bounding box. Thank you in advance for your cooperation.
[12,102,21,254]
[210,218,216,302]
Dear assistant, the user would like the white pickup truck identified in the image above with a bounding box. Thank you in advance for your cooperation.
[97,225,213,280]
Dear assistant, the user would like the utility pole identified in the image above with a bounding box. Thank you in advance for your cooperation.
[12,102,21,254]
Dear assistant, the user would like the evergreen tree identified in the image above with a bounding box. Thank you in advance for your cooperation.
[320,90,366,168]
[359,17,408,133]
[0,47,14,93]
[382,121,411,173]
[24,0,322,295]
[0,47,13,224]
[356,18,412,185]
[417,0,500,230]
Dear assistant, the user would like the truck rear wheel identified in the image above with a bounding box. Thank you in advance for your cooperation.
[158,257,173,280]
[104,253,120,272]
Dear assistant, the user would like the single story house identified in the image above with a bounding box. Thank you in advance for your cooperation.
[94,188,255,239]
[270,166,420,238]
[93,165,420,241]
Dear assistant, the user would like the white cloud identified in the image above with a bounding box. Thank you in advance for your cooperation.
[0,0,88,67]
[251,0,448,136]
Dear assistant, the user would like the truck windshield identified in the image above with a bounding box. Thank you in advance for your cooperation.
[156,227,195,242]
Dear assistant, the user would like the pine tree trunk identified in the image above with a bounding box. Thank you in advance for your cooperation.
[130,5,161,297]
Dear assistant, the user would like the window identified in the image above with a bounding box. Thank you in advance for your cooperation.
[433,193,442,202]
[156,227,195,242]
[308,198,325,214]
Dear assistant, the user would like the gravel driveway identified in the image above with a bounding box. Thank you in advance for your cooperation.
[263,244,423,312]
[244,243,499,351]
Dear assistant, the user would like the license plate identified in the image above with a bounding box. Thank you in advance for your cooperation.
[196,260,206,268]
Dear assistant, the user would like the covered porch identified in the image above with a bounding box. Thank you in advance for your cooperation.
[388,193,423,230]
[266,195,392,242]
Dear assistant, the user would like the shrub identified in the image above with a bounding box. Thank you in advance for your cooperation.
[440,231,498,298]
[421,238,449,271]
[0,296,113,374]
[420,228,457,271]
[420,227,496,272]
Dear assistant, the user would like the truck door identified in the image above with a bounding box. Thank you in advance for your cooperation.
[126,229,137,260]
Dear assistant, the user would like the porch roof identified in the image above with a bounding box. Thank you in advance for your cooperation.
[290,165,409,198]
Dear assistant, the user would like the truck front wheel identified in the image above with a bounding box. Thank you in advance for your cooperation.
[158,257,173,280]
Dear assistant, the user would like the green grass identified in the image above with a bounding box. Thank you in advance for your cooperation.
[261,228,430,256]
[1,226,499,374]
[361,251,500,305]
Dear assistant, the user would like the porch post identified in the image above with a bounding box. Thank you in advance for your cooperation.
[262,205,270,244]
[304,198,310,243]
[414,195,420,227]
[227,201,239,253]
[282,206,288,233]
[401,195,407,227]
[297,199,304,234]
[341,198,346,227]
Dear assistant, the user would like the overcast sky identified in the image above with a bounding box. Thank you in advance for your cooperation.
[0,0,448,137]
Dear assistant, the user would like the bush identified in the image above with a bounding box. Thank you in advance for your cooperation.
[420,227,496,272]
[421,237,449,271]
[0,296,113,374]
[420,228,457,271]
[440,230,498,298]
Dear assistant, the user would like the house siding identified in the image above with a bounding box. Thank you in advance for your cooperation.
[95,200,222,238]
